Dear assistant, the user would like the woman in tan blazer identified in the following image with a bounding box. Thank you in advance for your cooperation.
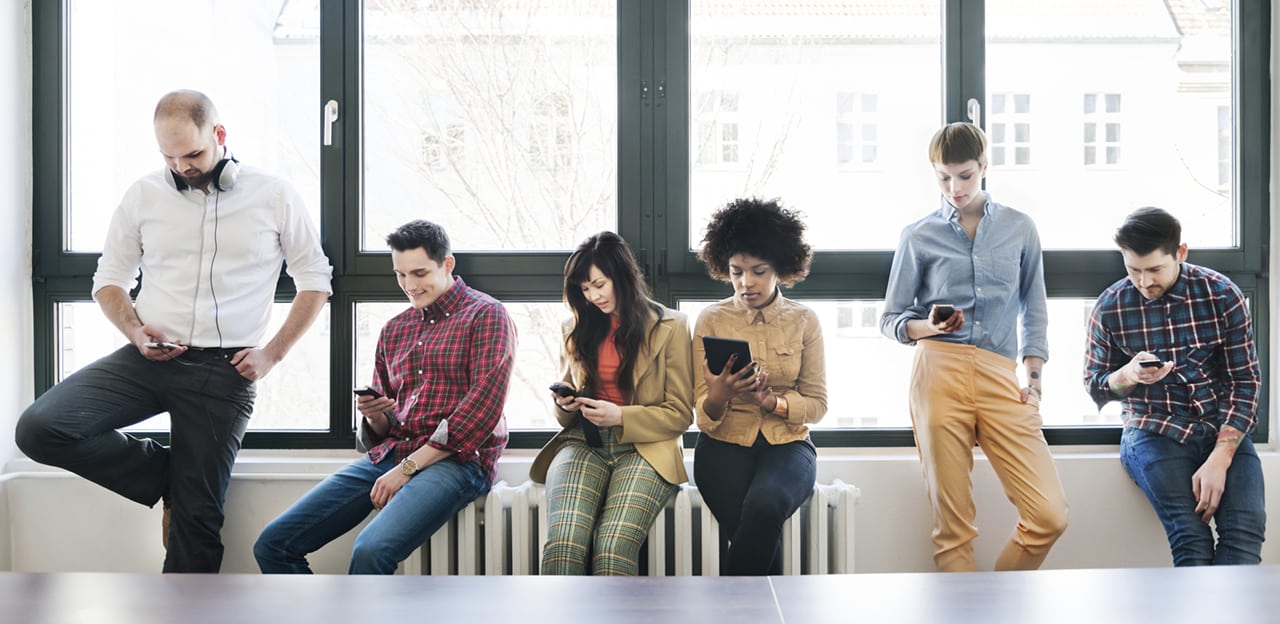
[530,232,693,575]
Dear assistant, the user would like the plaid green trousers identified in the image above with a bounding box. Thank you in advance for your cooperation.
[541,426,677,575]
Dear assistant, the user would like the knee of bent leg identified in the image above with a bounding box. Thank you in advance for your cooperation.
[252,532,280,566]
[1033,501,1070,540]
[741,493,794,527]
[349,532,401,575]
[15,404,58,461]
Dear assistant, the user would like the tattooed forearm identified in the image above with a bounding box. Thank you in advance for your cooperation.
[1216,427,1244,458]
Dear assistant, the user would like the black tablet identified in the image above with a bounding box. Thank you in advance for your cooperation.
[702,336,753,375]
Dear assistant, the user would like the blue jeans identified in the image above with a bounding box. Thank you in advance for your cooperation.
[1120,426,1266,566]
[15,345,254,573]
[254,454,490,574]
[693,432,816,575]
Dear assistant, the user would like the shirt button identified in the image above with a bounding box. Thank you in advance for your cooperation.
[975,321,982,326]
[430,319,435,324]
[417,370,423,375]
[976,287,982,293]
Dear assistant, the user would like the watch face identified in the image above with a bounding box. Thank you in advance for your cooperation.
[401,459,417,476]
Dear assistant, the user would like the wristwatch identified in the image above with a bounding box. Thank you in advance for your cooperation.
[399,457,419,477]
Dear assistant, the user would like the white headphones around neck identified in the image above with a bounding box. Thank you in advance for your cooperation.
[165,148,239,192]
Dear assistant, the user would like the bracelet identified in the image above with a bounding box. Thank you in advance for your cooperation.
[1028,385,1042,397]
[770,393,788,416]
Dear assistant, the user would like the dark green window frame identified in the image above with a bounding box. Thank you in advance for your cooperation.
[32,0,1270,450]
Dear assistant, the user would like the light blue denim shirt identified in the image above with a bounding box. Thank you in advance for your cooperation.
[879,193,1048,363]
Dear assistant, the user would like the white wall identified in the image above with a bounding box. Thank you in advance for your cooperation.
[0,3,1276,575]
[1,4,33,458]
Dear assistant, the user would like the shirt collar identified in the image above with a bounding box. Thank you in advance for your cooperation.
[940,192,992,222]
[419,275,467,322]
[731,286,785,324]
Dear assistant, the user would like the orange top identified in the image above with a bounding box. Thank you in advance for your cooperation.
[595,315,628,405]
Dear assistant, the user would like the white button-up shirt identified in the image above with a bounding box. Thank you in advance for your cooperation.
[92,166,333,348]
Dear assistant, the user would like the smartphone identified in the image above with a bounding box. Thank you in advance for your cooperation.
[702,336,754,376]
[1139,359,1164,368]
[352,386,383,399]
[931,305,955,323]
[144,341,181,350]
[548,383,584,398]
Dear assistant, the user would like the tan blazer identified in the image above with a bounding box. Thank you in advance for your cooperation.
[530,305,694,485]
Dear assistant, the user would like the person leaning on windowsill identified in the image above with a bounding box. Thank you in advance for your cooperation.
[1084,206,1264,567]
[879,122,1067,573]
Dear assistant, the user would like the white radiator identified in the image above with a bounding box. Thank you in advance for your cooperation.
[399,479,859,576]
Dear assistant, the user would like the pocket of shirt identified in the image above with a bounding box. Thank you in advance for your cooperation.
[992,248,1022,286]
[771,341,803,387]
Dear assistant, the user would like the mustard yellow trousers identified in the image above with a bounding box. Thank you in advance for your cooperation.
[910,340,1069,572]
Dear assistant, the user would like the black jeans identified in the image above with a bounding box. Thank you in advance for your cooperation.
[693,432,816,575]
[16,345,254,572]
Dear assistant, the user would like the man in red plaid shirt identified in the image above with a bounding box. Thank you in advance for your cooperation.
[255,219,517,574]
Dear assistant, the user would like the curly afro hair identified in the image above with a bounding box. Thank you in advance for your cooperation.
[697,197,813,286]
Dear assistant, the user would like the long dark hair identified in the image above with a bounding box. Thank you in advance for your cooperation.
[563,232,663,399]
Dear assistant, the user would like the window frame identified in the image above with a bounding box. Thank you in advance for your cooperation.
[31,0,1270,450]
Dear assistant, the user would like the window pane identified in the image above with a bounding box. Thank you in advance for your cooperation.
[992,146,1006,166]
[689,1,942,251]
[66,0,321,253]
[1015,146,1031,165]
[363,1,617,251]
[1014,93,1031,114]
[58,302,332,432]
[988,3,1232,248]
[991,94,1006,114]
[680,298,1121,429]
[354,301,567,431]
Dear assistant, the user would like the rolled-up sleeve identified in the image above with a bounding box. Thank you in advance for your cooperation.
[1017,221,1049,362]
[880,226,924,345]
[276,182,333,295]
[91,189,144,299]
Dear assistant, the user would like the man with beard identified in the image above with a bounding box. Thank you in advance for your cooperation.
[17,89,333,573]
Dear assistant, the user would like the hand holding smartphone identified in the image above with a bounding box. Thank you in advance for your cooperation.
[353,386,383,399]
[549,383,602,447]
[931,304,955,324]
[144,341,181,350]
[1138,359,1164,368]
[549,383,584,399]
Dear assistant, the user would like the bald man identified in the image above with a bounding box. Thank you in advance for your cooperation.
[17,90,333,573]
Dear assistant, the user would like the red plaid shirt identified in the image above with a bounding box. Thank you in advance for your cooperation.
[366,276,515,481]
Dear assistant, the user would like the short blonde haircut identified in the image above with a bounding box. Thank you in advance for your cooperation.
[928,122,987,166]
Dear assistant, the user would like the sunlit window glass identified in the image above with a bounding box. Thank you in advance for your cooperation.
[986,1,1233,249]
[688,1,942,251]
[66,0,321,252]
[362,0,618,252]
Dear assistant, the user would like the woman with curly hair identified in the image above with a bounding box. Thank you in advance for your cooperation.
[692,197,826,575]
[530,231,693,575]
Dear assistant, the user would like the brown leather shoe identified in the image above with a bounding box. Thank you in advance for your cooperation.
[161,496,171,550]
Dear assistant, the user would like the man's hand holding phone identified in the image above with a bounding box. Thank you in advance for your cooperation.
[353,386,396,432]
[137,328,186,361]
[1123,352,1173,385]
